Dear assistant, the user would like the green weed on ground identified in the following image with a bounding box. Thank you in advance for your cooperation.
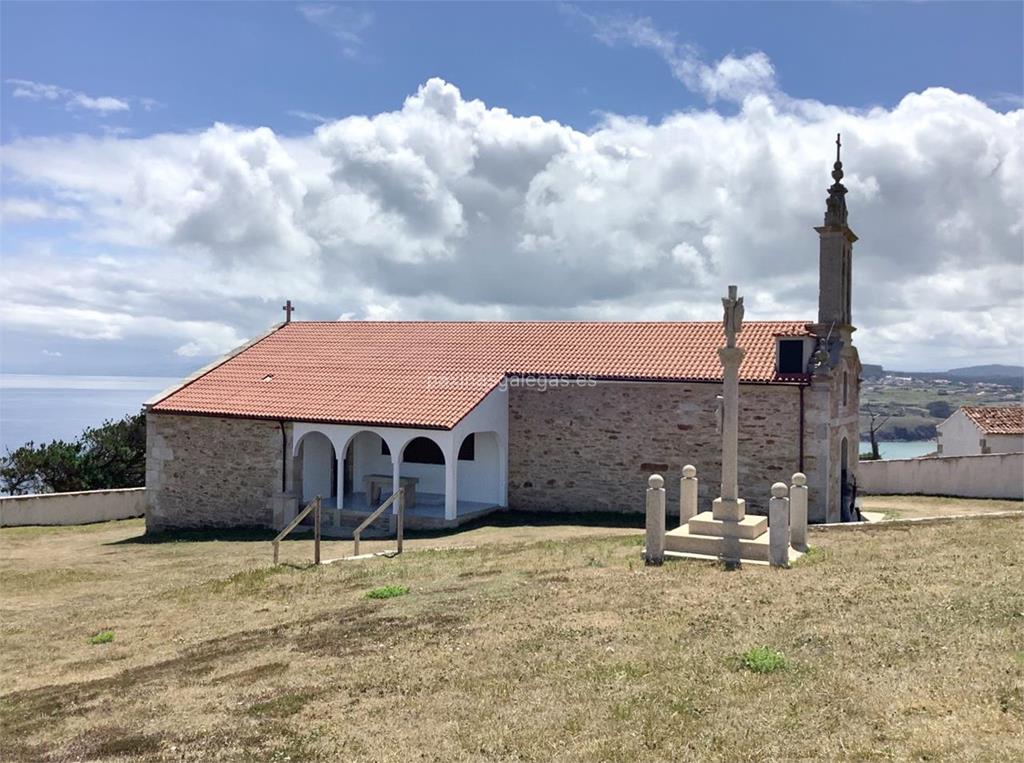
[365,584,409,599]
[739,646,788,674]
[88,630,115,645]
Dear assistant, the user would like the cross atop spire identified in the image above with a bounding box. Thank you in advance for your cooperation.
[824,132,848,227]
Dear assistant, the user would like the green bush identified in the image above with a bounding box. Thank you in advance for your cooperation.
[1,412,145,494]
[89,630,115,645]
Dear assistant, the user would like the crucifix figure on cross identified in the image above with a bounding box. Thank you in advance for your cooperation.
[282,300,295,323]
[721,285,744,348]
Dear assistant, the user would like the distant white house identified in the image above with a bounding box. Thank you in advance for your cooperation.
[936,406,1024,457]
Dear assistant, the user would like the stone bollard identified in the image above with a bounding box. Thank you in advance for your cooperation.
[768,482,791,568]
[679,464,698,526]
[790,472,808,552]
[645,474,666,566]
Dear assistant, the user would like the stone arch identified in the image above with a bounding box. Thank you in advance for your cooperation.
[293,430,337,505]
[339,430,392,505]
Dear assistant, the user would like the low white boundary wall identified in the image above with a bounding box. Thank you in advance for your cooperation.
[858,453,1023,500]
[0,487,147,527]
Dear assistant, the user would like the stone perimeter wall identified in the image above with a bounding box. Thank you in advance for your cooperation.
[146,413,288,532]
[0,488,146,527]
[508,380,809,516]
[858,452,1024,500]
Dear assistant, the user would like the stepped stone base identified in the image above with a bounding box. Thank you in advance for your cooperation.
[663,511,804,565]
[686,511,766,539]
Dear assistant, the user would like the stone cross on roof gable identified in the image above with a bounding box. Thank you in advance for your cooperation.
[282,300,295,323]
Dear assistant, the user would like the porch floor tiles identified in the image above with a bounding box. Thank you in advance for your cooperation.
[313,492,501,531]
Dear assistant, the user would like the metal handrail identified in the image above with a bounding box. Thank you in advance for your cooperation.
[354,487,405,557]
[272,495,321,565]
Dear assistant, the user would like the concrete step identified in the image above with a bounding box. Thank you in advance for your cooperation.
[686,511,767,539]
[664,525,772,562]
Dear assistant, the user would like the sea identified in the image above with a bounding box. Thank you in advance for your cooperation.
[860,440,937,460]
[0,374,179,454]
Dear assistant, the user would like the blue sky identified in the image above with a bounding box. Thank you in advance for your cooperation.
[3,2,1020,140]
[1,2,1022,376]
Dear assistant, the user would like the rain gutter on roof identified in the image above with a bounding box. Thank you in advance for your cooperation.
[144,322,288,409]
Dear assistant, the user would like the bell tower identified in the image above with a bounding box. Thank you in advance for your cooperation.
[815,133,856,337]
[805,134,862,524]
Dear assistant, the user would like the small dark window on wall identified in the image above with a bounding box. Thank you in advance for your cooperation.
[778,340,805,374]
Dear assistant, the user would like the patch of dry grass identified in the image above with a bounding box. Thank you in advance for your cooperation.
[0,514,1022,761]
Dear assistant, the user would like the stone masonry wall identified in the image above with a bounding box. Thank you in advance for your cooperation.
[146,413,288,532]
[508,380,808,516]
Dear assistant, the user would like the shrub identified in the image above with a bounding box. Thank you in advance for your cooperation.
[1,412,145,494]
[89,630,115,645]
[739,646,787,674]
[365,584,409,599]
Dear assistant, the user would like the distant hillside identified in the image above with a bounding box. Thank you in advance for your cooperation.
[946,364,1024,381]
[859,362,1023,443]
[875,364,1024,389]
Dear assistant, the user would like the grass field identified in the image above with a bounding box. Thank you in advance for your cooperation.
[858,494,1024,521]
[1,512,1023,761]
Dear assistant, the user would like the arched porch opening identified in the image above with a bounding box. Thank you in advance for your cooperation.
[341,430,393,511]
[293,431,338,507]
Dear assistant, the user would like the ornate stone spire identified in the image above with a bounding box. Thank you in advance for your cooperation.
[824,133,848,227]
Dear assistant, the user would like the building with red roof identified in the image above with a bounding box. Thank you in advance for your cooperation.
[937,406,1024,457]
[145,149,862,532]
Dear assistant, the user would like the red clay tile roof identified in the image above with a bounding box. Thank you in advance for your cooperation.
[150,321,812,429]
[960,406,1024,435]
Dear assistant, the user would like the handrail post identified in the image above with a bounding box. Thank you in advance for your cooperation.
[314,496,322,565]
[271,497,319,565]
[396,487,404,554]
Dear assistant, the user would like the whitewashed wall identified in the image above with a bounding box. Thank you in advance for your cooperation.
[858,452,1024,499]
[458,431,501,504]
[938,410,1024,457]
[989,433,1024,454]
[0,487,147,527]
[937,410,982,456]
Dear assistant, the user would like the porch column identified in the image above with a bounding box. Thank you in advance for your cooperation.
[444,454,458,520]
[391,455,401,515]
[336,449,345,510]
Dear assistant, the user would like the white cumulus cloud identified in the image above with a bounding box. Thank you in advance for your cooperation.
[1,77,1021,371]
